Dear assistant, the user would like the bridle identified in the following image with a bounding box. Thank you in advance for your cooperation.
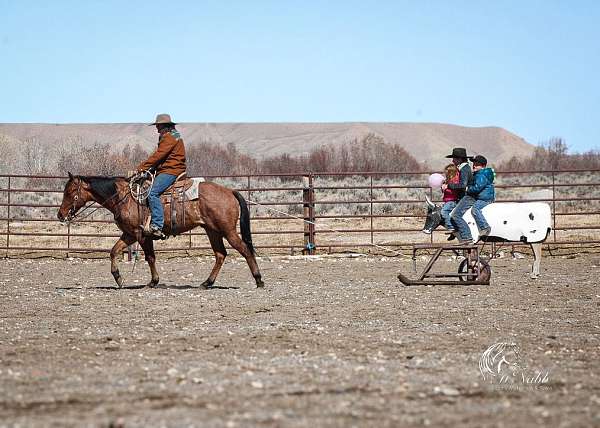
[62,177,131,224]
[62,179,84,223]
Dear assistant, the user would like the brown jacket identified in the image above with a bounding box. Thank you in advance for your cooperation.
[137,132,186,176]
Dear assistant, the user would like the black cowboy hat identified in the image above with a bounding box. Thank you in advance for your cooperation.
[445,147,468,159]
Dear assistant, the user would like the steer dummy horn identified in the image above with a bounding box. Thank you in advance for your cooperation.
[425,195,435,208]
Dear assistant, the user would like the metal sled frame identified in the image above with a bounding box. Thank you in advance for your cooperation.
[397,243,491,286]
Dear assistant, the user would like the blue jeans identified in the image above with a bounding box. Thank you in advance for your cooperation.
[471,200,492,230]
[148,173,177,229]
[451,195,476,240]
[441,201,457,229]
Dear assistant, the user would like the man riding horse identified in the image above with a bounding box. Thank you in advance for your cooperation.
[136,113,186,239]
[57,113,264,288]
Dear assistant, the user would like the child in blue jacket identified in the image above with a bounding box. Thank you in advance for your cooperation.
[466,155,495,236]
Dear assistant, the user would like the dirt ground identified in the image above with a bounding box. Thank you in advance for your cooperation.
[0,251,599,428]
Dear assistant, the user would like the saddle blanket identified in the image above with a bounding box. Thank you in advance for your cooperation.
[184,177,205,200]
[457,202,551,243]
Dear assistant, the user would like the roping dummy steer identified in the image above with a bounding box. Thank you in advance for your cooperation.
[422,196,551,278]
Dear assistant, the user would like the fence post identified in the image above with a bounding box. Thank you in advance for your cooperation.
[370,176,374,245]
[551,170,556,242]
[6,176,11,253]
[247,175,251,201]
[303,174,315,255]
[67,221,71,252]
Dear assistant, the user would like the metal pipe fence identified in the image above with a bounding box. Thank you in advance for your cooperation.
[1,169,599,256]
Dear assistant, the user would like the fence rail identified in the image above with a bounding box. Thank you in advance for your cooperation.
[1,169,599,256]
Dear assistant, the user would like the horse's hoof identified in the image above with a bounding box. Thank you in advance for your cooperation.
[256,281,265,288]
[200,280,214,289]
[147,280,159,288]
[112,271,124,288]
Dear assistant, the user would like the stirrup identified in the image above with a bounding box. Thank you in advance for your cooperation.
[140,225,167,240]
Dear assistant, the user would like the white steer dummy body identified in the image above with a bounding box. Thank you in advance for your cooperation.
[460,202,552,243]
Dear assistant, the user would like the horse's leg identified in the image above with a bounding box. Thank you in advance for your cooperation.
[140,239,160,287]
[201,229,227,289]
[110,234,136,287]
[530,242,542,279]
[224,231,264,288]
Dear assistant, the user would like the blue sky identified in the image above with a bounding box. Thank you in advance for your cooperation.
[1,0,599,152]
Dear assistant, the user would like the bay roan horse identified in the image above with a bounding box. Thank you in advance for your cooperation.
[57,173,264,289]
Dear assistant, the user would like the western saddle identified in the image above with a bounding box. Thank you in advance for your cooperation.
[141,172,195,237]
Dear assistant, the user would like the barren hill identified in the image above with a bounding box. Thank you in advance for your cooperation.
[0,122,534,169]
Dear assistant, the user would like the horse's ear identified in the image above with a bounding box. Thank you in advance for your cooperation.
[68,172,73,180]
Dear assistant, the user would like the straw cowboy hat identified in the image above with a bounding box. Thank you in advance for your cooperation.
[149,113,177,126]
[445,147,469,159]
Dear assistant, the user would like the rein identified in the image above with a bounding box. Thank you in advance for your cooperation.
[66,179,132,224]
[70,192,130,223]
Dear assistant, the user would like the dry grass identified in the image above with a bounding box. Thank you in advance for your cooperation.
[1,172,599,256]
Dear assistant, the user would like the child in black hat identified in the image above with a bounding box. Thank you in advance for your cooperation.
[441,148,473,201]
[441,148,474,242]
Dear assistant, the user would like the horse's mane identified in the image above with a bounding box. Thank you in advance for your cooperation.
[79,176,125,202]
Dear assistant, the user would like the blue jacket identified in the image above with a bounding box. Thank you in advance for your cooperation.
[467,167,495,201]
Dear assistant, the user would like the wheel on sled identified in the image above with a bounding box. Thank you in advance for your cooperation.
[458,258,491,283]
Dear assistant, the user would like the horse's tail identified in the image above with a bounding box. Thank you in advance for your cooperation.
[233,191,255,255]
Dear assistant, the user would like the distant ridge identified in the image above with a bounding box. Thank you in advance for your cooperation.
[0,122,534,169]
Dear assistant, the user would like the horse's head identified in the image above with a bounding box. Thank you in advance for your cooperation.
[57,173,91,223]
[422,195,442,233]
